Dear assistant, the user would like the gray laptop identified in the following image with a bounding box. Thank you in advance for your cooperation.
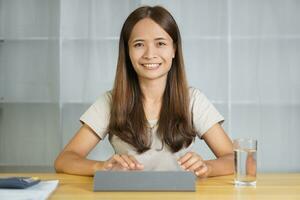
[94,171,196,191]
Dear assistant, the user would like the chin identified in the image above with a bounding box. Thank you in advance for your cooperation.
[140,73,168,81]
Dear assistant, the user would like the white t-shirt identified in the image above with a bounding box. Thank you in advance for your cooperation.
[80,87,224,170]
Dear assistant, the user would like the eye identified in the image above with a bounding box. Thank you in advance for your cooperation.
[157,41,167,47]
[133,42,143,48]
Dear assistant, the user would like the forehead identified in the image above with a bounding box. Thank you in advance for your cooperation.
[129,18,173,42]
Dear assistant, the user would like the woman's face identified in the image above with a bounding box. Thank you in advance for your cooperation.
[128,18,175,82]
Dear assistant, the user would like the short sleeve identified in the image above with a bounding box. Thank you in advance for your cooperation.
[189,88,224,138]
[79,92,111,139]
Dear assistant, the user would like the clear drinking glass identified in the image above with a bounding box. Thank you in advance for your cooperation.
[233,138,257,186]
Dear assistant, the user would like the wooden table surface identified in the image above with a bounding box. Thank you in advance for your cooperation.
[1,173,300,200]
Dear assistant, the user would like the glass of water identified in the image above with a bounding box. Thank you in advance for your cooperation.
[233,138,257,186]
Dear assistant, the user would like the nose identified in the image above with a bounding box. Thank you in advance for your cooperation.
[143,45,157,59]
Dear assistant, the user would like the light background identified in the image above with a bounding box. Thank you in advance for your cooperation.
[0,0,299,172]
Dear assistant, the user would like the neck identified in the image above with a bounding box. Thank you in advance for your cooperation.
[139,77,167,103]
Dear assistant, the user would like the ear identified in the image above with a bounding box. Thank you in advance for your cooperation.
[172,43,177,58]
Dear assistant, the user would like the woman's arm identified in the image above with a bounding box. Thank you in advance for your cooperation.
[202,123,234,177]
[54,124,144,176]
[54,124,105,176]
[178,123,234,177]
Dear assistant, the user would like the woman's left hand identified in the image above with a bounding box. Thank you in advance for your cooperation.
[178,152,210,177]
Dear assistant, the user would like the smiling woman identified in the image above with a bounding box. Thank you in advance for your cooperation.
[54,6,234,178]
[128,18,175,81]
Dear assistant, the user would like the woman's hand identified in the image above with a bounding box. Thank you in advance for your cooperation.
[103,154,144,171]
[178,152,210,177]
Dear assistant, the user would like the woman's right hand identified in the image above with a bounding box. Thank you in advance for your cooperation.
[103,154,144,171]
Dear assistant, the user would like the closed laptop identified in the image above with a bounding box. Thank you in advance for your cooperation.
[94,171,196,191]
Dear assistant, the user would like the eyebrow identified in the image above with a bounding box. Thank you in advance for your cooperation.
[131,37,168,43]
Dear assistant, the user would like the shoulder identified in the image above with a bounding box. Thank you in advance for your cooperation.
[188,87,206,103]
[91,90,112,112]
[90,91,112,113]
[188,87,224,136]
[80,91,112,139]
[188,86,213,112]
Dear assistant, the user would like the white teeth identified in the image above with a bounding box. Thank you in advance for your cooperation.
[142,63,160,69]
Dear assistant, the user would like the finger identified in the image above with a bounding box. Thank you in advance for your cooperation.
[184,153,204,171]
[103,162,113,170]
[112,154,129,168]
[182,156,201,170]
[195,164,208,177]
[104,156,118,169]
[185,160,204,172]
[178,152,193,165]
[121,155,136,169]
[128,155,144,169]
[121,166,129,171]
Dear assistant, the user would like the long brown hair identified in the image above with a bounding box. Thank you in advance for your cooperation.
[108,6,196,153]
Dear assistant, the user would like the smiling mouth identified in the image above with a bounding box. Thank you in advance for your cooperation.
[141,63,161,70]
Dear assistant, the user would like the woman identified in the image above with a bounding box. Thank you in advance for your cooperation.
[54,6,234,178]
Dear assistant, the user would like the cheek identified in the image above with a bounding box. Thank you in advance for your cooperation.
[129,50,142,73]
[129,49,143,64]
[160,49,174,63]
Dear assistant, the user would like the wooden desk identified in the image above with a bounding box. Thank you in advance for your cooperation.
[1,173,300,200]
